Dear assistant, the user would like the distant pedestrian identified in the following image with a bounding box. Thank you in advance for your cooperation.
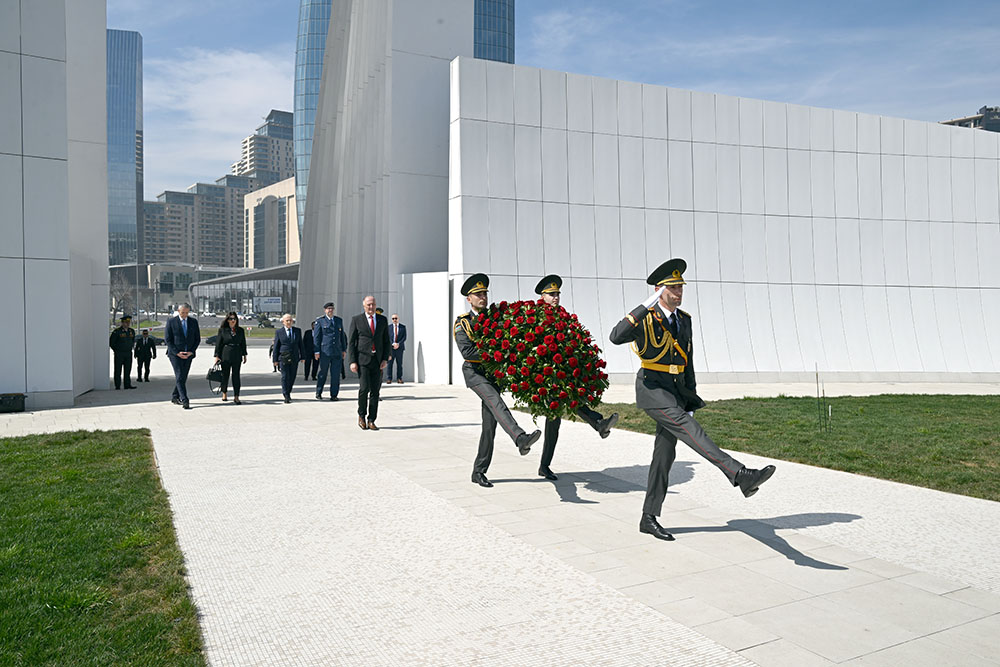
[214,312,247,404]
[109,315,136,390]
[385,314,407,384]
[164,304,200,409]
[133,328,157,383]
[272,313,304,403]
[313,302,347,401]
[302,322,316,381]
[348,296,390,430]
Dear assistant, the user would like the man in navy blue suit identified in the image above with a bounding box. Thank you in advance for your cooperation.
[272,313,305,403]
[164,303,200,409]
[385,313,407,384]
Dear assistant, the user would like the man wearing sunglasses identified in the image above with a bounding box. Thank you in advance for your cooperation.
[385,314,407,384]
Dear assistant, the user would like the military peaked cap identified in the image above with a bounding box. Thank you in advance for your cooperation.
[647,258,687,287]
[461,273,490,296]
[535,275,563,295]
[323,301,335,309]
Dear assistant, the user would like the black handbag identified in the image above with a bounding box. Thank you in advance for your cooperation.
[206,362,224,393]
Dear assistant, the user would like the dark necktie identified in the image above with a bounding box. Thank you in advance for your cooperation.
[668,313,677,337]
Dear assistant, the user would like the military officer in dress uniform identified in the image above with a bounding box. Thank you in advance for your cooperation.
[609,259,776,541]
[534,275,620,480]
[109,315,136,390]
[454,273,541,488]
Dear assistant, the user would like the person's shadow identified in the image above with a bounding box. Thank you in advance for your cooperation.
[668,512,863,570]
[492,462,696,504]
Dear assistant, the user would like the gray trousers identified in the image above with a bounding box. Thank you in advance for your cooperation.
[541,405,603,468]
[642,404,743,516]
[469,380,526,474]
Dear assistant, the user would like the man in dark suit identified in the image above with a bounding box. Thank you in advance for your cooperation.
[302,323,316,381]
[313,301,347,400]
[272,313,305,403]
[109,315,136,390]
[385,313,407,384]
[164,303,200,409]
[348,295,390,430]
[133,328,157,383]
[610,258,776,542]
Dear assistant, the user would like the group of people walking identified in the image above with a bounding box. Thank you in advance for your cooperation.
[108,316,158,389]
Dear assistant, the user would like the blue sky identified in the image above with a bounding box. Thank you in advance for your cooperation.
[107,0,1000,200]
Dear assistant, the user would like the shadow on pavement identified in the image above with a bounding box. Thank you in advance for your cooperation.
[668,512,863,570]
[378,423,481,430]
[492,463,697,505]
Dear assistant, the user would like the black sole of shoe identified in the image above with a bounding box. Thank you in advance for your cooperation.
[741,465,776,498]
[639,527,675,541]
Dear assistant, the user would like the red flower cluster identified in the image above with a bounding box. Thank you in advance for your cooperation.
[473,300,610,420]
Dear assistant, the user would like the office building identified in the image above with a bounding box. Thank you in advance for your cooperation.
[190,263,299,317]
[294,0,332,237]
[941,106,1000,133]
[299,0,1000,384]
[244,177,300,269]
[231,109,294,184]
[106,29,143,265]
[1,0,109,408]
[474,0,514,63]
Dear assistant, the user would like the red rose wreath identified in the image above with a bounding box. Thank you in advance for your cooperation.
[473,299,610,420]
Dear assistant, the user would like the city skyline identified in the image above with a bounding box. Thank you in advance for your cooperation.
[109,0,1000,203]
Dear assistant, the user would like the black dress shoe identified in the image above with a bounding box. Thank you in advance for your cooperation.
[517,429,541,455]
[233,398,241,405]
[125,385,136,389]
[171,398,181,405]
[471,472,493,488]
[284,396,292,404]
[182,400,191,410]
[538,466,558,480]
[639,514,675,541]
[735,465,776,498]
[598,413,619,439]
[315,393,323,400]
[330,396,338,401]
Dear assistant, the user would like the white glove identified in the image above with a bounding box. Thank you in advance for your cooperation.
[686,411,694,418]
[642,286,665,309]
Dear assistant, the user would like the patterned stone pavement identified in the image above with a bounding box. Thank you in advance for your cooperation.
[3,354,998,665]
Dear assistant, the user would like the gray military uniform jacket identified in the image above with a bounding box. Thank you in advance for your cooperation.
[453,311,492,388]
[609,302,706,412]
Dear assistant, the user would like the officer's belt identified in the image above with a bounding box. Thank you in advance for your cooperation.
[641,360,686,374]
[464,359,481,364]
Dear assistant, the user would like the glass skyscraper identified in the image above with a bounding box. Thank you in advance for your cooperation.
[294,0,332,237]
[106,29,143,265]
[474,0,514,64]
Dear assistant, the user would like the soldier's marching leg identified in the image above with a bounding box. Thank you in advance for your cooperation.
[539,417,560,480]
[470,380,538,453]
[646,404,742,484]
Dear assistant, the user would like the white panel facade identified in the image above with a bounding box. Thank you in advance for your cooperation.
[0,0,107,408]
[447,58,1000,381]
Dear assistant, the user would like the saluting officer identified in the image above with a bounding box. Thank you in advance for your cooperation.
[534,275,619,480]
[109,315,137,390]
[454,273,541,488]
[609,259,776,542]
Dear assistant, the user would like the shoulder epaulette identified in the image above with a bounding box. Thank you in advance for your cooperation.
[677,308,691,318]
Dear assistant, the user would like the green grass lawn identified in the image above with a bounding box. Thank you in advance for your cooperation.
[137,320,161,329]
[600,395,1000,502]
[245,327,278,338]
[0,430,205,665]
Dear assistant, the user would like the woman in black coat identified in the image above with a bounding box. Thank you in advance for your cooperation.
[214,312,248,404]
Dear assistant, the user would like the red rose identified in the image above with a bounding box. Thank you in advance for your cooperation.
[552,353,563,364]
[516,342,526,352]
[544,335,555,345]
[535,326,544,335]
[556,332,566,341]
[481,352,489,360]
[493,351,503,362]
[493,369,504,378]
[531,395,540,403]
[572,368,581,378]
[525,332,535,342]
[559,391,568,399]
[520,367,530,376]
[526,356,536,365]
[597,359,607,368]
[578,388,586,395]
[570,400,578,408]
[521,382,531,391]
[499,300,508,310]
[556,370,566,379]
[539,387,548,396]
[542,366,553,376]
[536,344,548,356]
[501,339,510,350]
[507,366,517,375]
[568,358,578,367]
[510,327,520,336]
[534,374,544,384]
[585,362,593,370]
[549,400,559,410]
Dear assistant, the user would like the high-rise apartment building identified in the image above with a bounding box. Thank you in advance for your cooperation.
[941,106,1000,132]
[244,177,300,269]
[474,0,514,63]
[143,174,265,267]
[294,0,332,237]
[106,29,143,265]
[231,109,294,184]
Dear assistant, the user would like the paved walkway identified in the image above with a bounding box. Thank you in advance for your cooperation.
[2,355,999,665]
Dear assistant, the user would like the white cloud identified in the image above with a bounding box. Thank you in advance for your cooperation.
[142,45,295,198]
